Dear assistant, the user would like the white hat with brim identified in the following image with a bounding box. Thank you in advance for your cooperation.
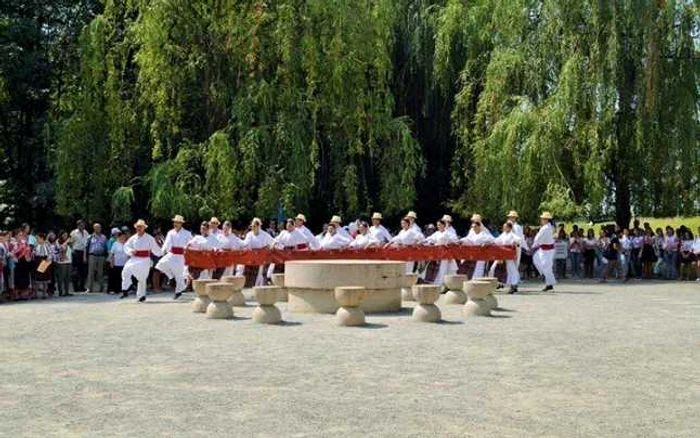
[406,211,417,219]
[507,210,519,218]
[172,215,185,223]
[134,219,148,229]
[330,215,342,224]
[441,214,453,222]
[540,211,553,220]
[470,214,483,223]
[251,217,262,226]
[210,217,220,225]
[295,214,306,222]
[371,212,382,220]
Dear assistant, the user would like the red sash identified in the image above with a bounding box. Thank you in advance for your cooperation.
[540,244,554,251]
[296,243,309,250]
[133,250,150,258]
[170,247,184,255]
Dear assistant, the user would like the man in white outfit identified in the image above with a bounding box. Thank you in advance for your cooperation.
[294,214,320,249]
[507,210,528,268]
[494,222,521,294]
[218,220,246,277]
[406,211,421,233]
[155,215,192,300]
[532,211,557,291]
[329,215,352,242]
[460,214,494,279]
[120,220,163,302]
[369,212,392,244]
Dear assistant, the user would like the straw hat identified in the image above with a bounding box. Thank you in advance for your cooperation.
[295,213,307,222]
[507,210,519,218]
[330,215,342,224]
[250,217,262,226]
[540,211,553,220]
[172,214,185,223]
[441,214,453,223]
[134,219,148,229]
[209,217,220,225]
[406,211,417,219]
[470,214,483,223]
[371,212,383,220]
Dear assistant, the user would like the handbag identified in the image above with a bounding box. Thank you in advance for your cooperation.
[37,259,52,273]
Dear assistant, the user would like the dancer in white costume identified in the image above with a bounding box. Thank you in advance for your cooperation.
[266,218,311,278]
[532,211,557,291]
[369,212,392,244]
[243,218,275,286]
[218,220,246,277]
[120,219,162,302]
[329,215,352,242]
[349,221,380,248]
[493,222,521,293]
[460,214,495,279]
[185,222,220,280]
[319,223,351,249]
[423,219,458,285]
[387,217,424,297]
[507,210,528,268]
[294,214,320,249]
[155,215,192,300]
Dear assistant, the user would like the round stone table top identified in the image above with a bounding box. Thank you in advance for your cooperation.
[285,259,407,289]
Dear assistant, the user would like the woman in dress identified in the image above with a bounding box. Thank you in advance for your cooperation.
[108,230,128,293]
[12,231,33,299]
[639,229,657,279]
[54,231,73,297]
[33,233,52,299]
[460,214,495,279]
[349,221,380,249]
[422,219,458,285]
[242,218,275,287]
[582,229,597,278]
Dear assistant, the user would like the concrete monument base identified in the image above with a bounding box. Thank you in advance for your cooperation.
[463,280,493,317]
[335,286,366,326]
[192,279,217,313]
[270,273,287,302]
[285,260,411,314]
[411,284,441,322]
[205,283,234,319]
[252,286,281,324]
[221,275,246,306]
[401,273,419,301]
[443,274,468,304]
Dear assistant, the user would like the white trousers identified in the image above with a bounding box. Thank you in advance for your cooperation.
[223,265,245,277]
[122,258,151,298]
[435,260,449,286]
[533,249,556,286]
[472,261,486,279]
[488,260,520,286]
[155,253,186,294]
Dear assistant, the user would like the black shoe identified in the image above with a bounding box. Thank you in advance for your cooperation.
[508,286,517,294]
[174,292,182,300]
[542,285,553,292]
[496,284,504,290]
[120,291,129,299]
[138,296,146,303]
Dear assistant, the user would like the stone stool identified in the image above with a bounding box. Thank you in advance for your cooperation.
[335,286,366,326]
[221,275,246,306]
[411,284,442,322]
[253,286,282,324]
[443,274,468,304]
[271,273,287,302]
[463,280,492,317]
[192,279,218,313]
[477,277,499,310]
[205,283,235,319]
[400,273,419,301]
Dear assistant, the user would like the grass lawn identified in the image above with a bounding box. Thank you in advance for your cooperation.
[560,216,700,233]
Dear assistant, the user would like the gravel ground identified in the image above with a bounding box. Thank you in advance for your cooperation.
[1,280,699,437]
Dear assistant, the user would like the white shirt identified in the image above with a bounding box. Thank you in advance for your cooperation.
[332,224,352,241]
[495,230,521,246]
[217,232,246,250]
[162,228,193,253]
[423,230,457,246]
[692,238,700,255]
[295,225,319,249]
[461,229,495,245]
[243,230,275,249]
[620,236,633,252]
[533,223,555,247]
[349,232,379,248]
[70,229,90,251]
[110,241,129,267]
[320,232,351,250]
[510,222,528,250]
[187,234,219,251]
[369,224,392,243]
[274,229,309,249]
[391,228,424,246]
[124,233,162,258]
[410,222,421,234]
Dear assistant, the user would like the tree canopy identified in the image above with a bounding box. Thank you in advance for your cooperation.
[1,0,698,229]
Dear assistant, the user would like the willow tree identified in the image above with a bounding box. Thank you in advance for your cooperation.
[439,0,699,226]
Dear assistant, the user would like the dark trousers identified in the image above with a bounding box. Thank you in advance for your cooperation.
[71,250,87,292]
[108,265,123,293]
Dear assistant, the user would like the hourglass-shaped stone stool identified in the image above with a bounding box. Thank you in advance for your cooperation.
[271,273,287,302]
[411,284,442,322]
[192,279,218,313]
[443,274,468,304]
[400,273,419,301]
[335,286,366,326]
[252,286,282,324]
[221,275,246,307]
[477,276,499,310]
[205,283,235,319]
[463,280,493,317]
